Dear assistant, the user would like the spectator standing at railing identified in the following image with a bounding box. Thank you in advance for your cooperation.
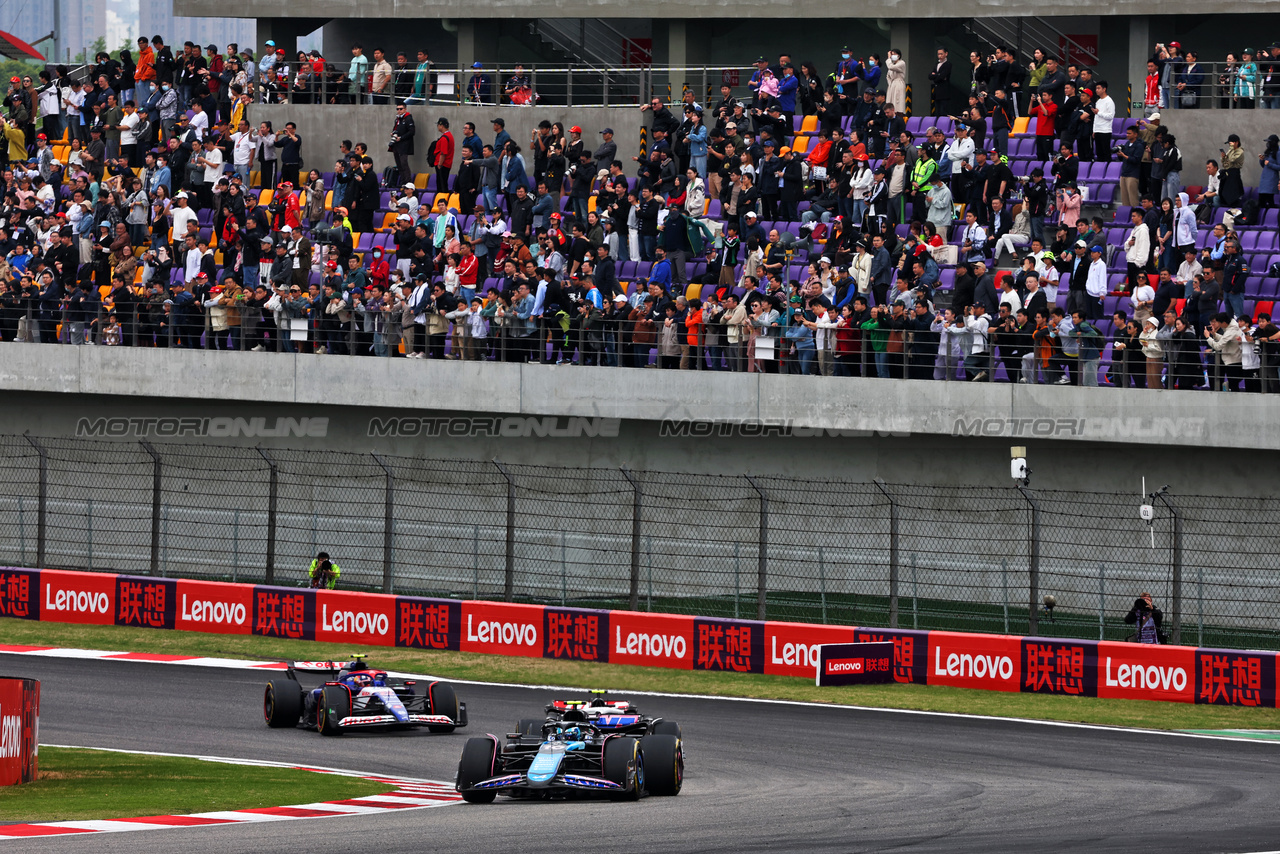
[370,49,393,105]
[346,45,369,105]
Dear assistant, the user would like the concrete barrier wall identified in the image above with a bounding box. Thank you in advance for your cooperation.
[0,345,1275,453]
[1161,110,1280,197]
[251,104,644,181]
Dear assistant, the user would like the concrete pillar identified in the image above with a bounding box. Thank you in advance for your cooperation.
[456,20,475,70]
[1128,16,1151,116]
[668,20,687,71]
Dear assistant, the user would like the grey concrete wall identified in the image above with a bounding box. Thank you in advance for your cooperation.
[1162,110,1280,198]
[250,103,644,180]
[1,345,1278,497]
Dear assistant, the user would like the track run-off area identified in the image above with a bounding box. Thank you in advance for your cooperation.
[3,651,1278,853]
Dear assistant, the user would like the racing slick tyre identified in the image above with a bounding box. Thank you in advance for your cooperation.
[264,680,303,728]
[516,718,543,737]
[317,685,350,736]
[603,737,643,801]
[457,737,499,804]
[639,734,683,796]
[651,719,682,739]
[426,682,458,733]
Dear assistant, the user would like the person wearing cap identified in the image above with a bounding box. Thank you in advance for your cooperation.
[1235,49,1259,109]
[1219,134,1245,206]
[592,128,617,176]
[466,62,490,104]
[490,117,511,152]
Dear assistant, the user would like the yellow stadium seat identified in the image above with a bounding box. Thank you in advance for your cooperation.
[414,173,429,189]
[258,189,273,206]
[98,285,111,299]
[800,115,818,133]
[447,193,460,211]
[133,267,144,284]
[587,196,597,213]
[685,283,701,302]
[432,192,448,209]
[380,212,397,230]
[1012,117,1030,135]
[792,135,812,153]
[250,170,259,188]
[324,190,334,210]
[214,250,224,265]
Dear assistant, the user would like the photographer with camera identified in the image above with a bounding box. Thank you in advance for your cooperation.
[308,551,341,589]
[1123,592,1164,644]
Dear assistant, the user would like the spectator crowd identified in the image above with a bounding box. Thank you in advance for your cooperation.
[0,34,1278,392]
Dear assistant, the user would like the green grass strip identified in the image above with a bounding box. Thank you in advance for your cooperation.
[6,618,1280,733]
[0,747,390,822]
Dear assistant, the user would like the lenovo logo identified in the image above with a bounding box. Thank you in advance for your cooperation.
[614,627,687,659]
[181,594,247,626]
[466,616,538,646]
[44,584,109,614]
[826,658,864,674]
[322,605,390,636]
[934,646,1015,680]
[771,637,819,669]
[1104,657,1188,692]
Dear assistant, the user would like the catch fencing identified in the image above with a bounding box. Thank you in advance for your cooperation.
[0,434,1276,650]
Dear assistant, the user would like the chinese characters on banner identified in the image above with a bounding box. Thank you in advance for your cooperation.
[115,577,176,630]
[855,628,930,685]
[0,569,37,620]
[693,618,764,673]
[543,608,609,662]
[1019,639,1098,697]
[1195,649,1277,707]
[395,597,461,650]
[252,587,315,640]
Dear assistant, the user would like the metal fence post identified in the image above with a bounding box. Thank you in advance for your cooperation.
[140,441,162,576]
[873,479,899,628]
[1017,485,1040,636]
[493,460,516,602]
[745,475,768,621]
[1152,489,1183,644]
[619,467,642,611]
[22,434,46,568]
[372,453,395,594]
[256,447,278,585]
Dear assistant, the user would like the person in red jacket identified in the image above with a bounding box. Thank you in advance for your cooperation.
[433,117,455,193]
[1029,91,1058,162]
[271,181,302,231]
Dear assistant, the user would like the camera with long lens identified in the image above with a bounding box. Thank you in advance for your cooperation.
[312,223,346,243]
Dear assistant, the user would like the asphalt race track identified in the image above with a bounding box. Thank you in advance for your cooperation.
[6,653,1279,853]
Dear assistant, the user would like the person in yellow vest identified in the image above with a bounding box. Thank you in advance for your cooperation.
[308,552,341,589]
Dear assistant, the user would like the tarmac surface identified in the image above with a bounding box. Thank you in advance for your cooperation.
[6,653,1279,853]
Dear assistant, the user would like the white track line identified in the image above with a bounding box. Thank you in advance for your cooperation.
[0,745,460,840]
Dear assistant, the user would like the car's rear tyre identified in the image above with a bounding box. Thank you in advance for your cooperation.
[317,685,350,736]
[640,734,683,796]
[457,737,499,804]
[603,737,643,801]
[427,681,458,733]
[264,680,302,728]
[651,719,682,739]
[516,718,543,737]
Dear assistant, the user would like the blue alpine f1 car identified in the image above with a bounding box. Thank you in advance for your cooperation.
[455,693,683,802]
[263,656,467,736]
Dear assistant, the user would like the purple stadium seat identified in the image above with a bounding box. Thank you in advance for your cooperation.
[356,233,374,252]
[906,116,925,133]
[1103,163,1121,181]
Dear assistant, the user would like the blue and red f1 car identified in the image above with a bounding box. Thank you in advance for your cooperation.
[455,692,682,802]
[263,656,467,736]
